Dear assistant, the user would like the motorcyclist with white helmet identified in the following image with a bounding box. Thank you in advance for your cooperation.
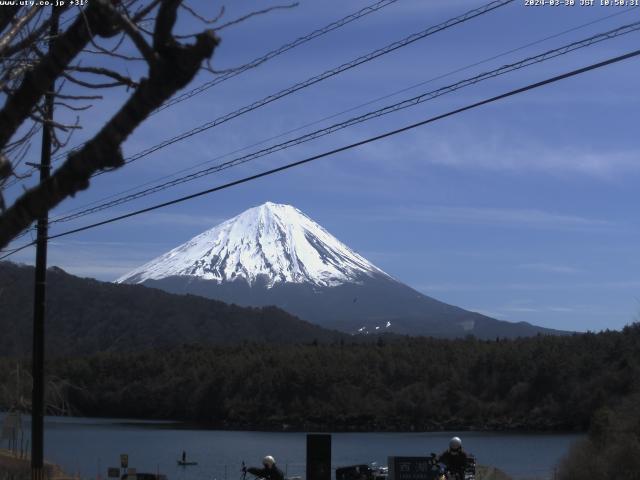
[244,456,284,480]
[437,437,469,479]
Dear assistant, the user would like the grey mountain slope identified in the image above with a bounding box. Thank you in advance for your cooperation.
[141,273,568,339]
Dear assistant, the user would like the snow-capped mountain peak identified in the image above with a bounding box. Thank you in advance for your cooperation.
[117,202,389,287]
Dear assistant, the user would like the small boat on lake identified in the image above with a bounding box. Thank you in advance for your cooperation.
[178,451,197,466]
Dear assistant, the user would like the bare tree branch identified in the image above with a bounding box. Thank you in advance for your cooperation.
[0,154,11,182]
[54,101,92,112]
[29,111,81,131]
[0,154,11,211]
[65,66,139,88]
[215,3,298,32]
[8,140,32,172]
[131,0,162,23]
[112,10,157,65]
[4,120,39,152]
[0,0,121,151]
[0,20,219,247]
[61,71,127,89]
[0,6,42,57]
[54,92,103,100]
[50,116,79,153]
[0,6,21,35]
[0,0,297,247]
[0,10,53,58]
[82,45,145,61]
[180,3,224,25]
[153,0,181,52]
[174,4,298,40]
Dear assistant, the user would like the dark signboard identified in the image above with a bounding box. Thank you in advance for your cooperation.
[307,434,331,480]
[388,457,437,480]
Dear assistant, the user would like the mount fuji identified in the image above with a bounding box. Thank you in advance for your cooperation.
[117,202,564,339]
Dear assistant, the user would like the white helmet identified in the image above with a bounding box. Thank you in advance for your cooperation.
[449,437,462,450]
[263,456,276,467]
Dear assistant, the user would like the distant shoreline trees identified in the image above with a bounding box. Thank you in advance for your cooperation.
[1,324,638,432]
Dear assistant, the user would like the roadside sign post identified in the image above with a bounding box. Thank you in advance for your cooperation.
[307,434,331,480]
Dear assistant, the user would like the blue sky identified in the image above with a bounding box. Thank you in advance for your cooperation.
[5,0,640,332]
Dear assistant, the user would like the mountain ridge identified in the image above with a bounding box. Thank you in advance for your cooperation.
[143,273,567,338]
[0,261,347,357]
[119,202,569,339]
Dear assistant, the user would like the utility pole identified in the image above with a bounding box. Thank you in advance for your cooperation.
[31,7,58,480]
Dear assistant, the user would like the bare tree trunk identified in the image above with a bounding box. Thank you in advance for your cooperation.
[0,6,21,34]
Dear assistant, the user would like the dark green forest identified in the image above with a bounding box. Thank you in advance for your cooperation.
[557,394,640,480]
[1,324,639,432]
[0,262,345,357]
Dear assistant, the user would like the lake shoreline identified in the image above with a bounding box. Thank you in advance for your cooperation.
[3,414,578,480]
[5,410,585,434]
[0,448,71,480]
[96,417,586,435]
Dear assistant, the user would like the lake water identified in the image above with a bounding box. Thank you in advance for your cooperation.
[2,415,584,480]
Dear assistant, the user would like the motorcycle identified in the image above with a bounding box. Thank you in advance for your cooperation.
[426,453,447,480]
[427,453,474,480]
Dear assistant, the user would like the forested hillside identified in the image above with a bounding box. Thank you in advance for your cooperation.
[1,325,638,432]
[0,262,345,356]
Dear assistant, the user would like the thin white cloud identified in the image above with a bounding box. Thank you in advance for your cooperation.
[416,280,640,293]
[416,283,490,293]
[126,211,223,228]
[471,309,507,320]
[518,263,583,274]
[9,240,172,281]
[350,205,613,231]
[355,124,640,178]
[548,307,577,313]
[501,306,540,313]
[496,303,629,316]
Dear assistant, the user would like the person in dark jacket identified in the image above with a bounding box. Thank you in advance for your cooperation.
[244,456,285,480]
[437,437,469,479]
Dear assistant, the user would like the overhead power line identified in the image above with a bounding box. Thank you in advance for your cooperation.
[12,0,511,188]
[95,0,514,174]
[47,6,639,226]
[5,0,401,187]
[4,0,515,242]
[3,46,639,260]
[44,21,640,226]
[155,0,401,114]
[6,0,511,198]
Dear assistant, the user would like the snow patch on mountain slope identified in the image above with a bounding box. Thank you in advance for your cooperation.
[117,202,389,288]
